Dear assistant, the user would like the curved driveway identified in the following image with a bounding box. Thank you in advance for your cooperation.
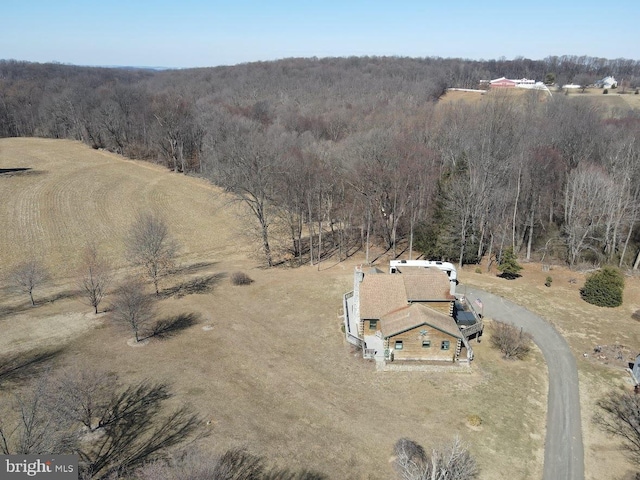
[464,286,584,480]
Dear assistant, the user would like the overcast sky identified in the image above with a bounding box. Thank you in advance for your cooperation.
[2,0,638,69]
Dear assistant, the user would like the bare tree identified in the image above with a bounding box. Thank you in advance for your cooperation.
[203,115,291,267]
[0,377,75,455]
[0,368,204,479]
[78,243,111,314]
[489,321,533,360]
[110,279,156,342]
[125,212,178,295]
[563,163,610,266]
[152,92,202,173]
[78,381,203,479]
[393,436,478,480]
[594,390,640,466]
[45,366,117,431]
[8,259,49,306]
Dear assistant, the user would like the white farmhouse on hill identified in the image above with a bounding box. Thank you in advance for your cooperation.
[595,76,617,89]
[488,77,551,95]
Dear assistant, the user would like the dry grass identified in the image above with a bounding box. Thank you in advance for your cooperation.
[442,87,640,114]
[0,138,246,282]
[1,138,548,479]
[461,260,640,479]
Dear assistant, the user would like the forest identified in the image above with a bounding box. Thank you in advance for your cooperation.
[1,54,640,269]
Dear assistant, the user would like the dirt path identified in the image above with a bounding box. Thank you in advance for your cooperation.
[466,286,584,480]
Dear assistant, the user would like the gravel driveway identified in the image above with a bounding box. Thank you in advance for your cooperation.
[464,286,585,480]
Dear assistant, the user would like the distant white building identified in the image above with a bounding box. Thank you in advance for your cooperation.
[486,77,551,95]
[489,77,537,88]
[516,81,552,95]
[595,76,617,89]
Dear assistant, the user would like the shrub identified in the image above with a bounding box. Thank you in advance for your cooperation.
[474,267,482,274]
[580,267,624,307]
[545,276,552,287]
[490,321,533,360]
[603,89,608,94]
[467,414,482,427]
[230,271,253,286]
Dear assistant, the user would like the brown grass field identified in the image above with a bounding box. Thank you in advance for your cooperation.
[0,137,638,478]
[441,87,640,114]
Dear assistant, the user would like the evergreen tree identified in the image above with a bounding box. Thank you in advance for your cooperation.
[580,267,624,307]
[497,247,522,279]
[414,157,479,264]
[414,176,451,260]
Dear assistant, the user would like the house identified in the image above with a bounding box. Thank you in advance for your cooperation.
[488,77,550,94]
[342,262,482,366]
[490,77,518,88]
[382,303,465,362]
[595,76,617,89]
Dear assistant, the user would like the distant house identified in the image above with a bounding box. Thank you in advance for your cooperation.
[342,262,482,366]
[490,77,518,88]
[488,77,550,94]
[595,76,617,89]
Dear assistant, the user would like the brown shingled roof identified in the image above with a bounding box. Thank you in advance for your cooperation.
[380,303,462,339]
[402,268,454,301]
[359,274,407,319]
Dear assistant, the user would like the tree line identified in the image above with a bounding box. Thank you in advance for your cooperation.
[1,56,640,268]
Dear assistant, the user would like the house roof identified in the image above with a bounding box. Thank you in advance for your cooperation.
[490,77,517,84]
[380,303,462,339]
[360,275,407,319]
[402,269,454,301]
[359,268,453,319]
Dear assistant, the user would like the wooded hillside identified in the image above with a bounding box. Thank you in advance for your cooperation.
[1,55,639,268]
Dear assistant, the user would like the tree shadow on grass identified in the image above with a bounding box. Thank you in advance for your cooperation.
[160,273,227,299]
[45,289,82,303]
[171,261,219,275]
[497,273,522,280]
[149,312,200,340]
[0,348,65,386]
[0,289,81,317]
[0,167,32,174]
[0,168,47,178]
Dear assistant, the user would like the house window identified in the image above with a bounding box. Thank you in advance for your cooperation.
[369,320,378,330]
[422,340,431,348]
[441,340,450,350]
[395,340,404,350]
